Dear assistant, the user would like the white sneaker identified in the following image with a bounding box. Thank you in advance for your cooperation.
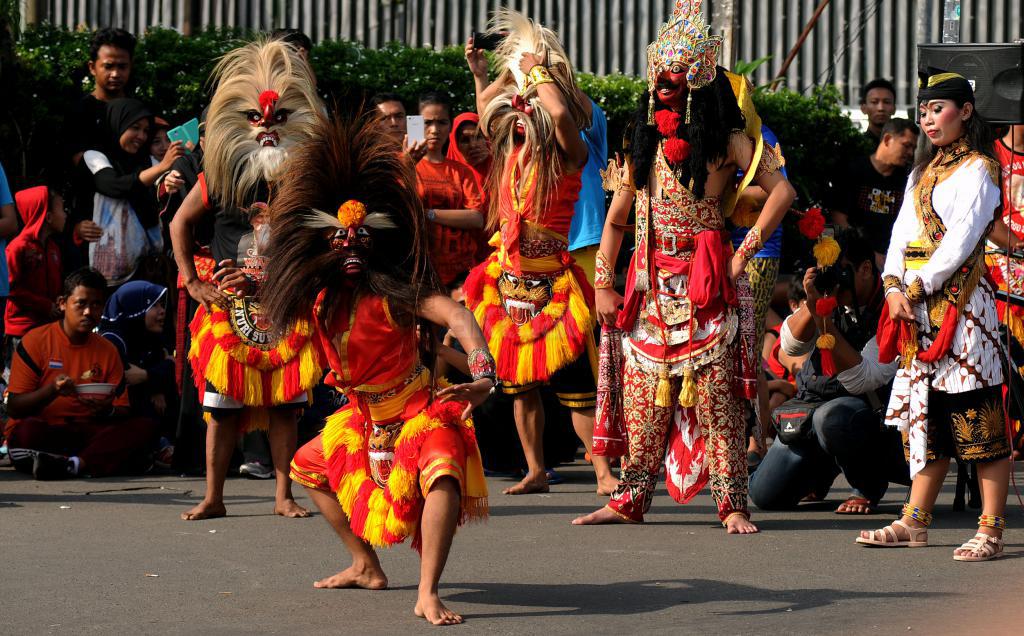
[239,461,273,479]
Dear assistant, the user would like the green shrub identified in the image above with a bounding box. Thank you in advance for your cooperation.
[2,23,868,209]
[754,84,873,205]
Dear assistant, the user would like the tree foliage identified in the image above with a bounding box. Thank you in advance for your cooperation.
[4,24,868,205]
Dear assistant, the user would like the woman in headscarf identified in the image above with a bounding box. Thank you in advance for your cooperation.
[71,97,184,285]
[99,280,177,460]
[446,112,492,191]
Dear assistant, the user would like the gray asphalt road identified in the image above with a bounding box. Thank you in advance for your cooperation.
[2,461,1022,635]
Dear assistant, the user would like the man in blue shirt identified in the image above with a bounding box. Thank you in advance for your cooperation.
[568,99,609,286]
[0,163,24,373]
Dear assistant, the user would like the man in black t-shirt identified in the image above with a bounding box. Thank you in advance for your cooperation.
[831,118,918,264]
[65,28,136,168]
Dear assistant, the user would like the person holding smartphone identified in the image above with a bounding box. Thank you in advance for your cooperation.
[370,93,427,163]
[414,92,485,289]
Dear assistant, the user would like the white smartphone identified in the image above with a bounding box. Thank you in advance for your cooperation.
[406,115,425,144]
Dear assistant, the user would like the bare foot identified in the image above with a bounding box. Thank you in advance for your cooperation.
[274,498,311,518]
[502,472,549,495]
[313,563,388,590]
[415,592,464,626]
[726,514,759,534]
[572,506,633,525]
[181,499,226,521]
[596,475,620,496]
[836,496,873,515]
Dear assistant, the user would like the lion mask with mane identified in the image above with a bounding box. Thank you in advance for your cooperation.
[204,38,322,210]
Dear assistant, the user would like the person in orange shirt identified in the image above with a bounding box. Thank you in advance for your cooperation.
[415,92,486,289]
[5,268,157,479]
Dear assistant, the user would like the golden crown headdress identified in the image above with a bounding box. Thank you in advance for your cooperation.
[646,0,722,93]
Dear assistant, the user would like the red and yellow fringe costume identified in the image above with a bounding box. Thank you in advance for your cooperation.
[188,303,321,432]
[464,234,596,385]
[463,155,597,386]
[289,291,487,550]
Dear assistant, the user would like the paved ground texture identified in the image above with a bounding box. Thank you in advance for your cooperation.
[3,461,1024,635]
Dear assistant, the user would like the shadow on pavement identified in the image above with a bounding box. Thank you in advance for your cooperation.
[444,578,947,619]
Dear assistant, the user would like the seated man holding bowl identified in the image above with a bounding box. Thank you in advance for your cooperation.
[5,268,156,479]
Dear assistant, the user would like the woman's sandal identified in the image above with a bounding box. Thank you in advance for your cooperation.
[855,519,928,547]
[953,533,1004,562]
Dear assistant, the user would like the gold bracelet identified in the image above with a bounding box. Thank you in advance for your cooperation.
[905,277,925,303]
[528,64,554,87]
[882,274,903,294]
[737,226,763,261]
[595,251,614,289]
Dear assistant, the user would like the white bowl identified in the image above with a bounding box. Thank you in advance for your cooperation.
[76,383,116,396]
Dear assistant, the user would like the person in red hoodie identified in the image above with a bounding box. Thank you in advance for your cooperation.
[4,186,66,365]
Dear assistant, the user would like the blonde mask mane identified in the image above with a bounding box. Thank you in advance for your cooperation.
[204,38,322,209]
[480,10,589,231]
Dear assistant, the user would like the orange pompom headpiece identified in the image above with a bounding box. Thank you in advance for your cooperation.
[337,200,367,228]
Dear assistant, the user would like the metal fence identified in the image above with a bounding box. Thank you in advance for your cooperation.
[29,0,1024,106]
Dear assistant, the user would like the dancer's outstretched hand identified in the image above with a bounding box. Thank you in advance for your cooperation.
[437,378,496,420]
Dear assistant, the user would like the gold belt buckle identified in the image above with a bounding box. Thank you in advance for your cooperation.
[660,233,678,256]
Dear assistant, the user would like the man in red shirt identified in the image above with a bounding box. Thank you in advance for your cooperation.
[415,92,485,288]
[6,268,156,479]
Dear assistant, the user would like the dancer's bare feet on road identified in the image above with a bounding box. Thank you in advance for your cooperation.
[571,506,632,525]
[313,563,388,590]
[502,471,548,495]
[274,498,311,518]
[725,514,759,534]
[181,499,226,521]
[415,592,464,625]
[596,475,620,496]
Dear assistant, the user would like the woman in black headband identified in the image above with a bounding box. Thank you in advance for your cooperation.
[858,68,1010,561]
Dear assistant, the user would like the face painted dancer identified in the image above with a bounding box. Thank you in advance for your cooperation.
[574,0,795,533]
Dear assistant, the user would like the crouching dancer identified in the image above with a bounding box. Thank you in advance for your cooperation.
[260,115,493,625]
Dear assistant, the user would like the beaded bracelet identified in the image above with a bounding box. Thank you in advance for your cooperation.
[902,503,933,527]
[978,514,1006,530]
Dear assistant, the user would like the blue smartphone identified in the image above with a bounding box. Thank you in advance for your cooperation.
[167,117,200,153]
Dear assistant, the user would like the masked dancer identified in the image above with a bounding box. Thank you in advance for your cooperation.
[170,39,323,520]
[574,0,795,533]
[463,10,608,495]
[261,114,492,625]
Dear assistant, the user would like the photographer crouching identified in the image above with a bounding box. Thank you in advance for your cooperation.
[749,230,910,514]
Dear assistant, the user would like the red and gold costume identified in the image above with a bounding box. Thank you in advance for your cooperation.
[290,290,487,549]
[463,11,598,408]
[184,39,323,432]
[597,1,784,524]
[986,136,1024,348]
[464,153,597,394]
